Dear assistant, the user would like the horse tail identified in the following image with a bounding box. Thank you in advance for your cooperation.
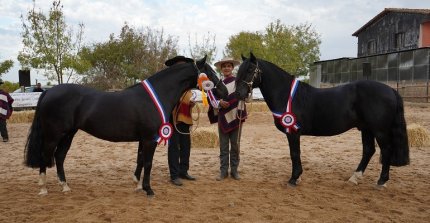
[389,89,410,166]
[24,91,54,168]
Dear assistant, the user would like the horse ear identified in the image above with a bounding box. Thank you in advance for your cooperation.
[250,52,257,63]
[241,54,247,61]
[196,55,207,68]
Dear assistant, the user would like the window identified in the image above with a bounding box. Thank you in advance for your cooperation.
[367,40,376,55]
[395,32,405,49]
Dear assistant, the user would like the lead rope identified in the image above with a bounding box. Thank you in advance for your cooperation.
[173,92,201,135]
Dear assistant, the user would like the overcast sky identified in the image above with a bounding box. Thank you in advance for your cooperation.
[0,0,428,84]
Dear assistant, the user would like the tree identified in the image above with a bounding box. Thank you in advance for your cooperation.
[225,19,321,76]
[186,32,217,64]
[77,24,178,90]
[18,0,85,84]
[0,59,14,77]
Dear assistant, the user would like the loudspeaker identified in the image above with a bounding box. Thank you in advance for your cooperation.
[362,62,371,77]
[19,70,31,86]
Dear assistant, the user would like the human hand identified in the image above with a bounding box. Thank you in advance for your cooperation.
[219,99,230,108]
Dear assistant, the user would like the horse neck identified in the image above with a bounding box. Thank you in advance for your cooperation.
[205,64,228,99]
[148,65,197,115]
[258,61,295,113]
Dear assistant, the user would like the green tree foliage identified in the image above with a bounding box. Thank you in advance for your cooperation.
[18,0,84,84]
[187,32,217,64]
[225,19,321,76]
[77,24,178,90]
[0,59,14,77]
[0,81,20,93]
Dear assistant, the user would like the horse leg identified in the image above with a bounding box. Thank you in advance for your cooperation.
[37,140,59,195]
[38,166,48,195]
[348,130,376,185]
[55,131,76,193]
[141,140,157,196]
[133,140,144,191]
[286,134,302,187]
[375,134,392,188]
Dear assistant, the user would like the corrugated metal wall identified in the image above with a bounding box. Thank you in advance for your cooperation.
[311,47,430,102]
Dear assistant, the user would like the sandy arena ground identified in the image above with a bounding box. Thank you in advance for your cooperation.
[0,102,429,222]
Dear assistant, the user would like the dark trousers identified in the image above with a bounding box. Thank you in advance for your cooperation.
[168,122,191,180]
[0,119,8,140]
[218,125,241,175]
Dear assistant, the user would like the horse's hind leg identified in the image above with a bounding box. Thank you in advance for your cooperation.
[38,166,48,195]
[133,140,144,191]
[349,130,375,185]
[55,131,77,193]
[375,134,392,188]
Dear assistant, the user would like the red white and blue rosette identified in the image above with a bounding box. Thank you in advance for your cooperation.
[272,79,300,134]
[280,112,296,128]
[142,79,172,145]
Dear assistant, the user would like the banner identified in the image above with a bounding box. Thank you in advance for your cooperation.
[10,92,42,108]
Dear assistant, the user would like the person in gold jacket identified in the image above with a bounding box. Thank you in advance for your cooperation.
[165,56,197,186]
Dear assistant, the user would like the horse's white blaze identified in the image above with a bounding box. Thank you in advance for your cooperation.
[348,171,363,185]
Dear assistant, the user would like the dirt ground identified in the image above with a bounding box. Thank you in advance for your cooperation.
[0,102,429,222]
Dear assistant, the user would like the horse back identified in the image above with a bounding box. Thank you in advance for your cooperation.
[299,80,397,136]
[38,84,158,142]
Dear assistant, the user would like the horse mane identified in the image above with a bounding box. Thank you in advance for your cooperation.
[124,62,197,90]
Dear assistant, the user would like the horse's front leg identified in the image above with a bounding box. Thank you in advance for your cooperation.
[140,140,157,197]
[286,134,302,187]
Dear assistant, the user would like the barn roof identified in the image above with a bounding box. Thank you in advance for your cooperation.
[352,8,430,36]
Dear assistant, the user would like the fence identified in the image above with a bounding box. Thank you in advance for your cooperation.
[310,47,430,102]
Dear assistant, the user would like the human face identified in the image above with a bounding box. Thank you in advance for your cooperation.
[220,63,234,77]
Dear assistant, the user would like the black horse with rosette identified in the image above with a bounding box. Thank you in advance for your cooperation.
[24,60,200,197]
[234,53,409,188]
[132,56,228,186]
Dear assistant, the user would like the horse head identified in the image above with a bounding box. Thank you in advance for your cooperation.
[235,52,262,100]
[196,55,228,99]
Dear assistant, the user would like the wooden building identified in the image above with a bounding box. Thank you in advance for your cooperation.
[353,8,430,57]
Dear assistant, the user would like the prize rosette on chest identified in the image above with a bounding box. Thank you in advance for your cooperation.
[158,123,173,142]
[280,112,296,128]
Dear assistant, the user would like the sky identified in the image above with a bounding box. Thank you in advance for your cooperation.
[0,0,428,84]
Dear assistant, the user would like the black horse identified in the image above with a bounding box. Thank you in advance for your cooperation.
[132,56,228,187]
[24,60,201,196]
[235,53,409,188]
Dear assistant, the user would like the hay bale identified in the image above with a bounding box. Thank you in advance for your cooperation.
[191,126,219,148]
[9,110,35,123]
[407,123,430,147]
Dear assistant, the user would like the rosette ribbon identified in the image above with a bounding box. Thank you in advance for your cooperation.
[272,79,300,134]
[142,79,173,145]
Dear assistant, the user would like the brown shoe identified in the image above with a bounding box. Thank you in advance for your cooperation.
[171,178,183,186]
[180,174,196,181]
[216,173,227,181]
[231,172,240,180]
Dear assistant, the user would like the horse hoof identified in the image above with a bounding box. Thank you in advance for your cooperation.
[375,183,387,190]
[287,180,297,188]
[147,194,155,199]
[38,188,48,196]
[296,177,302,185]
[348,177,358,185]
[135,186,143,192]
